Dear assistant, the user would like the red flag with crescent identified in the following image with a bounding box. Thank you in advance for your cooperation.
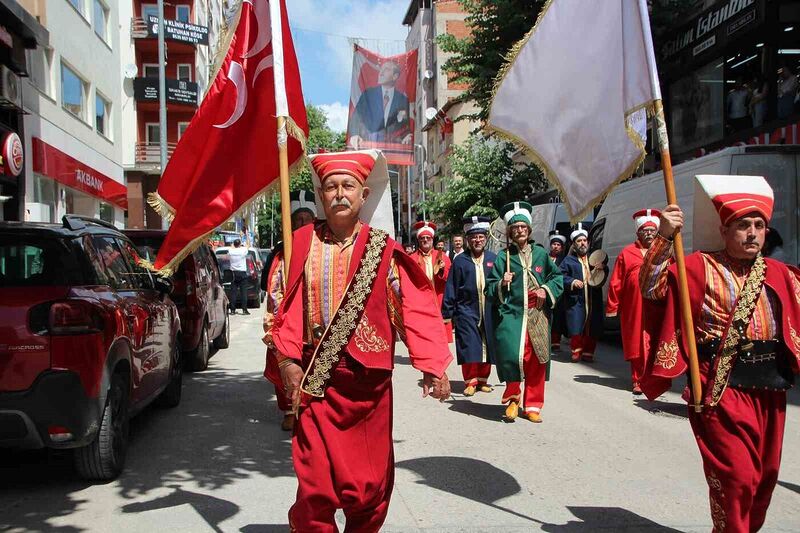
[152,0,307,273]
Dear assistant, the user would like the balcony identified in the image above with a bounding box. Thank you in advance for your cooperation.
[130,17,209,46]
[133,77,199,107]
[135,142,178,165]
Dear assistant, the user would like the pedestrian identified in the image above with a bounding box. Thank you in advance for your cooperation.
[442,215,496,396]
[548,229,567,352]
[409,221,452,339]
[404,243,415,255]
[227,239,250,315]
[605,209,660,394]
[448,234,464,262]
[486,201,563,423]
[777,65,797,119]
[272,150,452,531]
[262,190,317,432]
[640,175,800,533]
[560,224,605,362]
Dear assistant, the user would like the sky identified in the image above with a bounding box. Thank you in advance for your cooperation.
[286,0,411,132]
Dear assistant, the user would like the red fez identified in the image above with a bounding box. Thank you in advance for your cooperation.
[310,152,375,184]
[632,209,661,230]
[413,220,437,239]
[696,175,774,226]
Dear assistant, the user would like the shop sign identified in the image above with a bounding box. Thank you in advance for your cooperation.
[661,0,761,62]
[1,132,23,177]
[146,16,209,46]
[31,138,128,209]
[133,77,199,107]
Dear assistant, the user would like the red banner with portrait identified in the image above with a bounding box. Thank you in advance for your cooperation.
[346,46,418,166]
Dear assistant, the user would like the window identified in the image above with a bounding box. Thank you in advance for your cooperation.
[93,0,109,41]
[99,202,114,224]
[68,0,84,16]
[146,123,160,144]
[96,92,110,137]
[61,62,87,121]
[0,237,83,287]
[26,47,54,97]
[118,238,154,289]
[178,122,190,139]
[177,64,192,82]
[92,236,135,290]
[141,4,158,21]
[143,64,159,79]
[176,5,191,23]
[33,176,57,222]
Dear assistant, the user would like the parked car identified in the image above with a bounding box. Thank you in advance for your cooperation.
[214,247,264,308]
[124,230,230,371]
[0,216,182,480]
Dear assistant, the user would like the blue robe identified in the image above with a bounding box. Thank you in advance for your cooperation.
[560,254,604,338]
[442,251,497,365]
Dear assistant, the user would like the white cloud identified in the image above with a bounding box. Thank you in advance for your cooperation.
[288,0,410,85]
[318,102,350,132]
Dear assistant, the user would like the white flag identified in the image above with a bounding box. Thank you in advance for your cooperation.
[488,0,660,221]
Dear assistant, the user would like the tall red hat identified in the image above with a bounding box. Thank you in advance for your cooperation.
[413,220,437,239]
[310,152,375,184]
[632,208,661,231]
[696,175,774,226]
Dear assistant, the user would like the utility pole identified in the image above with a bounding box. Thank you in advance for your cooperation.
[157,0,168,229]
[415,143,427,220]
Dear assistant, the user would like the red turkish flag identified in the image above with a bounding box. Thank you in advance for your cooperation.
[153,0,307,273]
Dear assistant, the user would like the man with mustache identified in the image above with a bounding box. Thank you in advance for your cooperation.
[605,209,660,394]
[560,224,606,362]
[640,175,800,532]
[410,220,452,339]
[548,230,567,352]
[271,150,452,532]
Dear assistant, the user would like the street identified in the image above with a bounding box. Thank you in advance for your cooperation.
[2,308,799,533]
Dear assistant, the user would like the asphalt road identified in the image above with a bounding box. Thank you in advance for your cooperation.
[2,308,799,532]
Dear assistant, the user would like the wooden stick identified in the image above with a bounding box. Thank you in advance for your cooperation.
[277,116,292,278]
[654,100,703,413]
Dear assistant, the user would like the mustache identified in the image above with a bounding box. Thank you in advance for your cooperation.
[329,197,352,208]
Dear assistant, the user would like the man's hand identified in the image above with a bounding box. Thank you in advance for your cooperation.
[280,361,304,413]
[572,279,585,290]
[422,372,451,402]
[659,204,684,240]
[502,272,515,287]
[527,288,547,309]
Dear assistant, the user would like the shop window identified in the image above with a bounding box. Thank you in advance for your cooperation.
[177,64,192,82]
[96,92,111,138]
[33,176,57,223]
[141,4,158,21]
[146,123,160,145]
[99,202,114,224]
[93,0,109,42]
[143,64,159,79]
[61,62,87,122]
[669,58,724,153]
[176,5,191,23]
[178,122,190,139]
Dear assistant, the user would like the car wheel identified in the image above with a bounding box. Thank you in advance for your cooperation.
[74,373,129,481]
[213,312,230,350]
[157,340,183,408]
[188,322,210,371]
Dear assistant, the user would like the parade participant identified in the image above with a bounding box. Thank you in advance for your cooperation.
[640,175,800,533]
[410,220,452,337]
[560,224,605,362]
[404,243,415,255]
[487,202,563,422]
[448,234,465,262]
[272,150,452,532]
[442,216,497,396]
[548,229,567,352]
[605,209,660,394]
[436,240,447,252]
[262,190,317,431]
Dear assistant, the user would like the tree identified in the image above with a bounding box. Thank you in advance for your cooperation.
[419,133,547,237]
[256,104,346,245]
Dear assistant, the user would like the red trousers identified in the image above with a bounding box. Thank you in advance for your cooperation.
[688,381,786,533]
[461,363,492,387]
[290,357,394,533]
[629,356,645,385]
[501,339,546,413]
[569,335,597,358]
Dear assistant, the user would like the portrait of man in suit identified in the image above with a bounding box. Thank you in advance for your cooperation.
[348,60,412,149]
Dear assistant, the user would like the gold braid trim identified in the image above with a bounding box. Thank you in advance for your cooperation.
[710,254,767,406]
[300,228,389,397]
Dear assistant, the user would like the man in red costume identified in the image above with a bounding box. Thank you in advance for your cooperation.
[272,150,452,532]
[409,220,452,338]
[605,209,660,395]
[640,175,800,533]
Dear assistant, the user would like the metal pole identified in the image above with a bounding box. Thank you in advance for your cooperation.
[415,144,427,220]
[270,193,275,248]
[157,0,168,229]
[406,167,412,240]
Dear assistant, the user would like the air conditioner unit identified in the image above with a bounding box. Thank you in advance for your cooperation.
[0,66,22,109]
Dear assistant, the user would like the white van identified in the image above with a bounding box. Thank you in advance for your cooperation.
[592,145,800,330]
[529,202,595,247]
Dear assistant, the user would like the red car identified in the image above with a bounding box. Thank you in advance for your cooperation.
[0,216,182,480]
[124,230,230,371]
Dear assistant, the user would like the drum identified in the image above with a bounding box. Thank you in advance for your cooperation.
[588,249,608,287]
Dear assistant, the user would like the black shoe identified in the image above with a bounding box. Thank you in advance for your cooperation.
[229,310,236,315]
[243,310,251,315]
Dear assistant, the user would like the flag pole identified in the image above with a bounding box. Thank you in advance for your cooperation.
[639,0,702,412]
[278,116,292,276]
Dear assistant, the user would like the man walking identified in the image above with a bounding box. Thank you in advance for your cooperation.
[561,225,604,362]
[272,150,452,531]
[640,175,800,532]
[442,216,496,396]
[548,229,567,352]
[487,202,563,423]
[605,209,660,394]
[410,220,452,338]
[227,239,250,315]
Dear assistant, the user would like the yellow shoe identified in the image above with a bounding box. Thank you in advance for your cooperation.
[479,385,494,393]
[463,385,476,397]
[521,411,543,423]
[504,401,519,421]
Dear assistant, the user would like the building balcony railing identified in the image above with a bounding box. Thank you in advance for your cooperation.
[131,17,149,38]
[133,77,199,107]
[130,17,209,46]
[135,142,178,165]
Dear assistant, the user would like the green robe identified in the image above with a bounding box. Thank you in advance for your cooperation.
[486,242,564,382]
